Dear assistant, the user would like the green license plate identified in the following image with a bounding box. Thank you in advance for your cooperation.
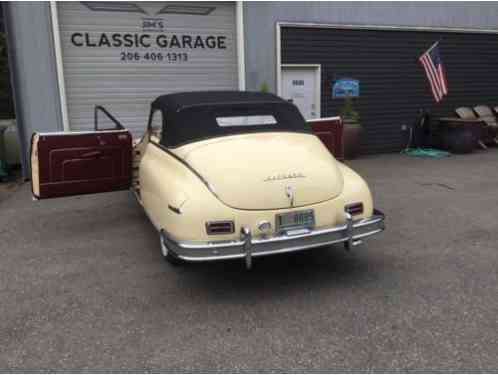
[276,209,315,232]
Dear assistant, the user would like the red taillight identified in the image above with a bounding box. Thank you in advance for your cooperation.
[206,221,235,235]
[345,202,364,216]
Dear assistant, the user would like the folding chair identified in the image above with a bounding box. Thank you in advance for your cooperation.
[473,105,498,146]
[455,107,488,149]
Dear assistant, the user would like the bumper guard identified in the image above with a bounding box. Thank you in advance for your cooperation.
[161,209,385,269]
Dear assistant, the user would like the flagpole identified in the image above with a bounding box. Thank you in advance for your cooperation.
[417,39,442,149]
[425,40,439,55]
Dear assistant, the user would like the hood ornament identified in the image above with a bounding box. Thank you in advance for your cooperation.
[286,185,294,207]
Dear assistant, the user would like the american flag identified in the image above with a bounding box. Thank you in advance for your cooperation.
[419,42,448,102]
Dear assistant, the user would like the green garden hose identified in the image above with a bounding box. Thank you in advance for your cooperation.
[401,148,451,158]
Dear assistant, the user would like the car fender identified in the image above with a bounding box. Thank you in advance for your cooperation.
[337,162,374,219]
[139,143,229,238]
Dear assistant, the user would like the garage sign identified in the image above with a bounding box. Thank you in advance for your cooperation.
[71,32,227,63]
[71,33,227,50]
[333,78,360,98]
[68,2,229,64]
[57,1,239,136]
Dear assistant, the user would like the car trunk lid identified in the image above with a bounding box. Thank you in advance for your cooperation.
[175,132,344,210]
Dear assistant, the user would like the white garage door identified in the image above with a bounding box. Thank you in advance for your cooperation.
[57,2,239,135]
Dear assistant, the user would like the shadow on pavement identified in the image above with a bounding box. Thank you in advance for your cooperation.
[169,244,388,299]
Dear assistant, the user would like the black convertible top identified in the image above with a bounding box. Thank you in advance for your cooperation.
[150,91,311,148]
[152,91,287,111]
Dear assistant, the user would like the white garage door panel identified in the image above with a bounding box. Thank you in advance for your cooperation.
[58,2,238,135]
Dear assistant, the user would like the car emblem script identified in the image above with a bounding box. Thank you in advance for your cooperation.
[264,172,305,182]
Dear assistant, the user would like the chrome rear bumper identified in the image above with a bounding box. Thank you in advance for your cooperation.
[161,209,385,268]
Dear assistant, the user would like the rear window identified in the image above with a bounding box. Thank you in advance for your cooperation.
[216,115,277,127]
[161,102,310,148]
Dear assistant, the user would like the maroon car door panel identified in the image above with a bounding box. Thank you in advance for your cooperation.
[308,117,344,161]
[31,130,132,199]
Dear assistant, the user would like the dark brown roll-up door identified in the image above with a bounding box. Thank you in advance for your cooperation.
[281,26,498,154]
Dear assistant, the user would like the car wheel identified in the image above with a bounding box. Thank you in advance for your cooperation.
[160,230,184,266]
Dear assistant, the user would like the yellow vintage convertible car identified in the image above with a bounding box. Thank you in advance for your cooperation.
[31,91,384,268]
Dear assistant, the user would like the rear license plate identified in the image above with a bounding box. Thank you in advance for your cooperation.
[276,209,315,232]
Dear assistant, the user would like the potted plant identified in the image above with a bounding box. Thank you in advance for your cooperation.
[340,95,363,159]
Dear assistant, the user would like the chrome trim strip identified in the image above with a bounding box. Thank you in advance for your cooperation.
[354,228,384,239]
[307,116,341,123]
[149,141,220,199]
[160,209,385,263]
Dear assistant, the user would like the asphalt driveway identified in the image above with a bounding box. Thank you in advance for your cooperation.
[1,151,497,371]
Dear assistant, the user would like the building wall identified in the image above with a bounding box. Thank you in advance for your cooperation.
[281,26,498,154]
[7,1,498,175]
[243,1,498,92]
[4,2,62,176]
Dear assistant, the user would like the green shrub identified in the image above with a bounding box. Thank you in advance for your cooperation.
[259,82,269,93]
[339,96,360,123]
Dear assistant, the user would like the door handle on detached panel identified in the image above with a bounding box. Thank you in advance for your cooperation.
[81,150,103,158]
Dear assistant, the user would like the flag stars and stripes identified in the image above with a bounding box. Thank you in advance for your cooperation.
[419,42,448,102]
